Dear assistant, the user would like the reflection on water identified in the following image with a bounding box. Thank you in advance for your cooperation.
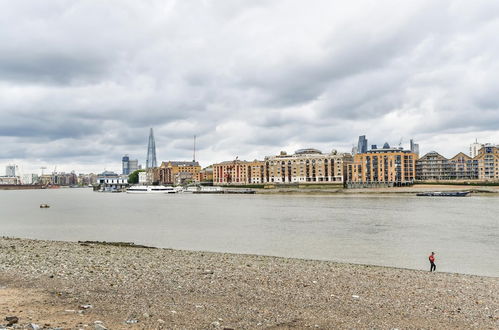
[0,189,498,277]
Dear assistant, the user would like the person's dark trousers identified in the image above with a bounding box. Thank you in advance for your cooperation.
[430,262,436,272]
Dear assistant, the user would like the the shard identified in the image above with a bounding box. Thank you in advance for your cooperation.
[146,128,157,169]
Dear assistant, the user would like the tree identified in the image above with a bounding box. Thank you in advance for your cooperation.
[128,169,145,184]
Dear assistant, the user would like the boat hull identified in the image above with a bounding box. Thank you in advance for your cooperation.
[416,191,469,197]
[126,185,180,194]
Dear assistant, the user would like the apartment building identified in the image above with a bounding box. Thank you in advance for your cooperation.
[264,149,351,184]
[475,145,499,181]
[347,148,417,186]
[157,161,201,185]
[416,151,454,181]
[213,159,265,185]
[450,152,478,180]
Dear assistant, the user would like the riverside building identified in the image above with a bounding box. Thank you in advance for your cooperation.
[450,152,478,180]
[475,145,499,181]
[347,146,417,187]
[416,151,481,182]
[416,151,454,181]
[213,160,265,185]
[197,166,213,182]
[157,161,201,185]
[264,149,351,184]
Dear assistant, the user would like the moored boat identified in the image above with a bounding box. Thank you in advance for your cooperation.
[126,185,179,194]
[416,191,470,197]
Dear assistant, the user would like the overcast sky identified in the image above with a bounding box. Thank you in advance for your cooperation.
[1,0,499,175]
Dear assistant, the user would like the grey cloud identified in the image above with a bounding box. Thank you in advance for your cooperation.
[0,53,110,84]
[1,0,499,171]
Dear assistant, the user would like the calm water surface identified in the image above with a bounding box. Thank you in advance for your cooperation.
[1,189,498,277]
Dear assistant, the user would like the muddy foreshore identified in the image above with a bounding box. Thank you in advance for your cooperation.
[0,237,498,329]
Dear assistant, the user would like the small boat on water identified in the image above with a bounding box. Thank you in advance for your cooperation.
[189,186,224,194]
[126,185,181,194]
[40,204,50,208]
[416,191,470,197]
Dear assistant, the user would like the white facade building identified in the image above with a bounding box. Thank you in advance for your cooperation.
[470,140,484,158]
[5,165,17,177]
[22,174,39,184]
[138,172,148,184]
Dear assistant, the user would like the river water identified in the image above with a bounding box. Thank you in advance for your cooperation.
[0,188,498,277]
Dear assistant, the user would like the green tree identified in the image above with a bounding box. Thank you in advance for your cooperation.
[128,169,145,184]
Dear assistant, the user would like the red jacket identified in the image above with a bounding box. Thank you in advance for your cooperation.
[429,255,435,263]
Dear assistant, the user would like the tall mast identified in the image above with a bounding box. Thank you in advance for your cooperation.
[193,135,196,162]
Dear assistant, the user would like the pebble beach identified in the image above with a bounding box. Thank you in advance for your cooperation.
[0,237,498,329]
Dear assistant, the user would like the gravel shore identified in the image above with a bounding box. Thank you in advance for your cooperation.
[0,237,498,329]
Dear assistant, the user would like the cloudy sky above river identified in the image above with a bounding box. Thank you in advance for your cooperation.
[1,0,499,174]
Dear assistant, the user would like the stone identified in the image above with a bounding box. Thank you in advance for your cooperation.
[125,319,139,324]
[5,316,19,326]
[29,324,41,330]
[94,324,107,330]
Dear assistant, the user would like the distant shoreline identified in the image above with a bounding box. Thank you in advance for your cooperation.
[2,184,499,194]
[1,237,498,329]
[255,184,499,194]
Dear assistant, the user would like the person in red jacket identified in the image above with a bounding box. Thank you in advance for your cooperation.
[429,252,436,272]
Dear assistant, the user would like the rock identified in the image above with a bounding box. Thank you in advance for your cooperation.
[157,319,165,323]
[80,304,93,310]
[352,295,360,299]
[125,319,139,324]
[94,324,107,330]
[142,312,150,318]
[29,324,40,330]
[5,316,19,326]
[211,321,220,327]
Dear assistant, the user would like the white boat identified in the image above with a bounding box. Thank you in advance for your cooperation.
[126,185,179,194]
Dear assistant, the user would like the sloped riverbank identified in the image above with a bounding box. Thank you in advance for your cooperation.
[0,237,498,329]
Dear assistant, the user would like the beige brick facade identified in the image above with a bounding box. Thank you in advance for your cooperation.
[347,149,417,185]
[475,145,499,180]
[213,160,265,185]
[264,149,351,184]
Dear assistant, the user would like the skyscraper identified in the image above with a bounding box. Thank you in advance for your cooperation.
[122,155,130,175]
[410,139,420,155]
[357,135,368,154]
[122,155,140,175]
[146,128,157,169]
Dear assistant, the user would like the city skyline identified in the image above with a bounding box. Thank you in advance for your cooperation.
[1,1,499,174]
